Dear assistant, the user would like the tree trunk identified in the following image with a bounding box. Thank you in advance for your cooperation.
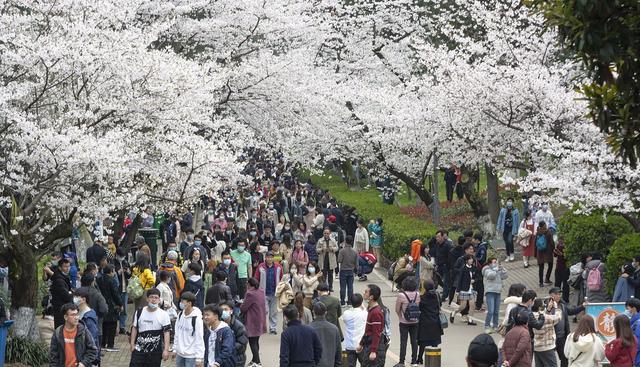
[461,167,488,218]
[621,213,640,232]
[120,214,142,253]
[485,163,500,225]
[386,168,433,207]
[9,241,40,341]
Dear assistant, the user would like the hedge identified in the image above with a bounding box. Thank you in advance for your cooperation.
[305,174,437,262]
[560,209,633,264]
[605,233,640,295]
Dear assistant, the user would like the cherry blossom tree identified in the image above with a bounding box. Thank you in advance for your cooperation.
[0,0,243,339]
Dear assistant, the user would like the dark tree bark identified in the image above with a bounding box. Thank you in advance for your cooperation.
[485,163,500,225]
[120,214,142,253]
[621,213,640,232]
[461,166,488,218]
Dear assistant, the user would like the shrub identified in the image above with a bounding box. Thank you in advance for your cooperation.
[560,210,633,263]
[6,337,50,367]
[605,233,640,295]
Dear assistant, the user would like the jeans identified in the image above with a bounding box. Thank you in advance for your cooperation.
[339,270,354,304]
[119,292,128,330]
[399,323,418,364]
[323,263,334,291]
[503,231,514,256]
[539,261,553,284]
[266,295,278,332]
[175,355,196,367]
[248,336,261,364]
[484,292,501,328]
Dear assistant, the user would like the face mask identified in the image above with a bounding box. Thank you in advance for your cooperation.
[194,240,202,246]
[542,204,549,210]
[308,267,316,274]
[221,310,231,321]
[250,231,257,237]
[491,263,497,269]
[179,302,186,310]
[290,268,297,274]
[73,297,81,306]
[226,230,232,235]
[269,205,274,209]
[506,201,513,208]
[237,246,245,252]
[148,303,158,309]
[219,216,224,220]
[187,235,194,241]
[624,310,633,318]
[117,256,125,261]
[284,226,290,230]
[223,259,231,266]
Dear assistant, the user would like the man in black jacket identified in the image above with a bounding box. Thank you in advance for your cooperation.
[206,271,234,306]
[447,236,466,304]
[49,303,98,367]
[548,287,584,367]
[86,240,107,266]
[434,230,452,303]
[50,258,73,329]
[216,251,240,300]
[111,247,131,334]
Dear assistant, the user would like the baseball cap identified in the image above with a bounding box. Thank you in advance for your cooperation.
[467,334,498,365]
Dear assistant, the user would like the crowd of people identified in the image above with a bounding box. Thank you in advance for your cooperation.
[37,151,640,367]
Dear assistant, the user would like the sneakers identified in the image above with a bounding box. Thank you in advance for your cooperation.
[545,280,553,285]
[393,363,405,367]
[467,320,477,326]
[450,311,456,324]
[484,328,494,334]
[509,254,515,261]
[119,328,126,335]
[269,330,277,335]
[359,275,368,281]
[524,262,529,268]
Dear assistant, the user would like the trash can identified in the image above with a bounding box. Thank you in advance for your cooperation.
[0,320,14,367]
[139,228,159,267]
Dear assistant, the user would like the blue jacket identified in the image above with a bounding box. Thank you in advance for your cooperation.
[613,276,635,302]
[496,208,519,236]
[207,323,236,367]
[631,313,640,366]
[80,309,100,364]
[280,319,322,367]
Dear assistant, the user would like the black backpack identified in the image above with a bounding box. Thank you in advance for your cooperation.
[402,292,421,322]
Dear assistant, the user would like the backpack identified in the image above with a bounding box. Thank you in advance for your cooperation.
[535,234,548,251]
[402,292,421,322]
[587,265,603,292]
[127,275,144,299]
[177,310,197,336]
[387,261,397,280]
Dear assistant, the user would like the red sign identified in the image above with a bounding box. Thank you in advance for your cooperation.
[596,309,619,337]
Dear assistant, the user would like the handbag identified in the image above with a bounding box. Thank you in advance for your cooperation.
[439,312,449,329]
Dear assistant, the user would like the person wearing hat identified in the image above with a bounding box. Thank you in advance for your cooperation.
[467,333,499,367]
[254,251,283,334]
[548,286,584,367]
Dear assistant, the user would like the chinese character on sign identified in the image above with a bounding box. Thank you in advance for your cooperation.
[597,309,618,337]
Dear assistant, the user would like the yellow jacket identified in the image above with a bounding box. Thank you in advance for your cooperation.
[133,267,155,290]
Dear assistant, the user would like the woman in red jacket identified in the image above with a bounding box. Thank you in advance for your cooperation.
[605,314,637,367]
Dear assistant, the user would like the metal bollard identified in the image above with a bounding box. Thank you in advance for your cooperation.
[424,347,442,367]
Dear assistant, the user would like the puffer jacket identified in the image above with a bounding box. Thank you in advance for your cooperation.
[502,325,531,367]
[564,332,605,367]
